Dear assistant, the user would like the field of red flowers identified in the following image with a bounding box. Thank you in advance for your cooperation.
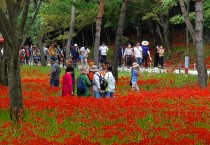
[0,66,210,145]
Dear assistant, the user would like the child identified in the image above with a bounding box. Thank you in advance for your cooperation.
[131,62,140,92]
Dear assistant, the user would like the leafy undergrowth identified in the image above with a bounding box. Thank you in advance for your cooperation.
[0,66,209,145]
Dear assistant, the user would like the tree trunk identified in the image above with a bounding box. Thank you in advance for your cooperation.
[178,0,196,44]
[195,0,208,87]
[66,0,76,61]
[8,49,24,122]
[112,0,129,80]
[38,31,46,66]
[93,0,104,67]
[1,43,8,86]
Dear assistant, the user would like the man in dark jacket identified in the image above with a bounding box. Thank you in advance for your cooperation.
[118,45,124,67]
[48,57,61,87]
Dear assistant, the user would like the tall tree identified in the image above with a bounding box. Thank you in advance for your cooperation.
[0,0,43,122]
[112,0,129,80]
[178,0,207,87]
[66,0,76,61]
[93,0,104,67]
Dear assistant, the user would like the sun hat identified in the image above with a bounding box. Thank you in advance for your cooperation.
[74,44,78,47]
[90,65,99,72]
[80,66,89,74]
[141,41,149,46]
[132,62,139,68]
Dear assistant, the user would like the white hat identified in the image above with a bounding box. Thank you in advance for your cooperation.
[132,62,139,68]
[90,65,99,72]
[74,44,78,47]
[141,41,149,46]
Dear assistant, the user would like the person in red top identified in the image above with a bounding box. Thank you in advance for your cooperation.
[62,66,74,96]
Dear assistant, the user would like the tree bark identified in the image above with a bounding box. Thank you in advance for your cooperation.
[66,0,76,61]
[38,30,46,66]
[8,48,24,122]
[93,0,104,67]
[178,0,196,44]
[195,0,208,87]
[112,0,129,80]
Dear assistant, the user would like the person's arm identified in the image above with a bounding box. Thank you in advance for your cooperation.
[86,76,92,87]
[94,74,101,89]
[147,49,152,60]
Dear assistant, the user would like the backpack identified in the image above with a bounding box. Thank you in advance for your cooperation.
[96,74,108,91]
[77,77,87,93]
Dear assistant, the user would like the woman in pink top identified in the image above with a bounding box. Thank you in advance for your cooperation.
[62,66,74,96]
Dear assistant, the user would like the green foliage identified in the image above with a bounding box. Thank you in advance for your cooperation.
[204,0,210,28]
[170,12,195,24]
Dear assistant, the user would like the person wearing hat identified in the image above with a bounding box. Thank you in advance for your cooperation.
[76,66,91,97]
[62,66,74,96]
[48,44,58,64]
[130,62,140,92]
[48,57,61,87]
[141,41,152,69]
[91,65,103,98]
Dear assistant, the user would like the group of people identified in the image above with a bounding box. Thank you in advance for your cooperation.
[49,58,116,98]
[19,45,41,65]
[118,41,164,69]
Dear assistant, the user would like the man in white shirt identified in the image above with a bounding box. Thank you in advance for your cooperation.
[80,46,90,68]
[99,42,109,63]
[133,43,142,67]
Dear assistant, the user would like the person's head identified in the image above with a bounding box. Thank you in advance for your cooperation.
[101,62,108,70]
[66,59,72,66]
[90,65,99,72]
[66,66,74,73]
[51,57,56,63]
[89,62,94,68]
[128,44,131,48]
[107,66,112,72]
[132,62,139,69]
[136,43,140,47]
[102,42,105,46]
[80,66,89,74]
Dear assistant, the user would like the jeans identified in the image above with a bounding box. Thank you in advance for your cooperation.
[106,92,113,97]
[136,57,142,66]
[94,91,101,98]
[50,79,59,87]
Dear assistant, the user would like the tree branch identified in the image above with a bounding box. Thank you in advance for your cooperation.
[20,0,30,34]
[0,10,13,47]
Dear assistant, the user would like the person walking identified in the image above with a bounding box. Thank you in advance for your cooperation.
[133,43,142,67]
[99,42,109,63]
[118,45,124,68]
[131,62,140,92]
[123,44,133,69]
[62,66,74,96]
[141,41,152,69]
[77,66,92,97]
[66,59,75,94]
[157,45,164,69]
[80,46,90,68]
[48,57,61,87]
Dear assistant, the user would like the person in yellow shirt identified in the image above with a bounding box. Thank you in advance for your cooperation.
[48,44,57,62]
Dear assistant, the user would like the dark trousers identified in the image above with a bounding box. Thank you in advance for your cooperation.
[159,56,164,69]
[142,54,148,68]
[118,56,122,67]
[125,55,132,67]
[101,55,107,63]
